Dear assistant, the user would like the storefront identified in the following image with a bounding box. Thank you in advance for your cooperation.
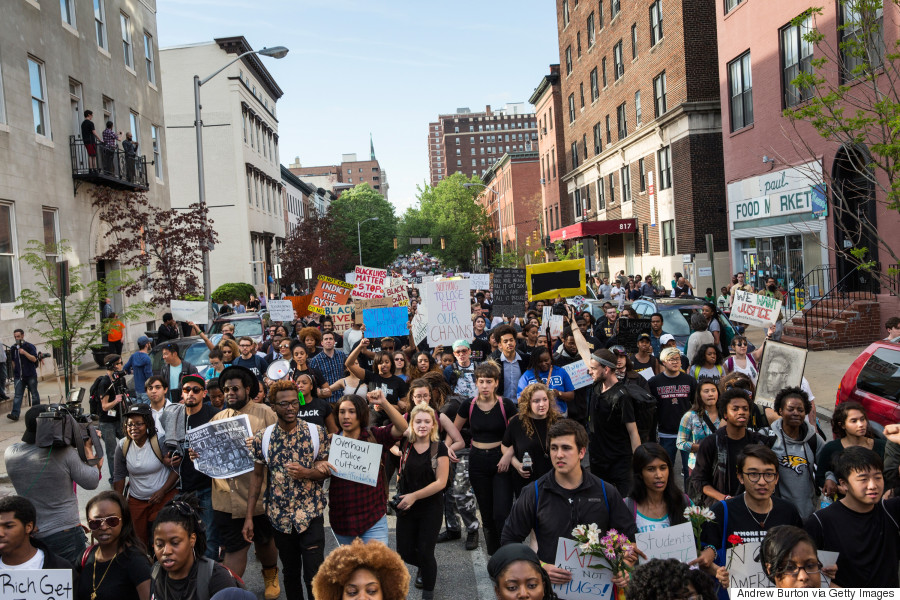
[728,161,830,311]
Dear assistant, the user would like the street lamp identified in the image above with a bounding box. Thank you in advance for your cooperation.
[194,45,288,322]
[463,182,503,257]
[357,217,379,264]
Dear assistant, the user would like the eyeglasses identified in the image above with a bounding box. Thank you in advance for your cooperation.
[275,400,300,408]
[182,386,204,394]
[412,394,430,400]
[125,422,146,429]
[222,385,243,393]
[780,561,823,577]
[88,516,122,530]
[394,358,405,362]
[742,471,777,483]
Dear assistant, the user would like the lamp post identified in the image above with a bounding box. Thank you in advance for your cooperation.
[194,45,288,322]
[357,217,379,264]
[463,182,503,258]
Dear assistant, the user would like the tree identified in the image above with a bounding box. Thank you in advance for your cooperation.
[280,206,354,289]
[329,183,398,269]
[91,188,219,303]
[784,0,899,289]
[14,241,153,376]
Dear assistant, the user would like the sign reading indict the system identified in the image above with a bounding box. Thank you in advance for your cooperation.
[308,275,354,314]
[186,415,254,479]
[352,266,387,298]
[423,280,473,347]
[329,434,382,487]
[0,569,73,600]
[732,290,782,327]
[363,307,409,338]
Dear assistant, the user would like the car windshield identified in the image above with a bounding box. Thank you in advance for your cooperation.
[660,308,693,337]
[209,319,263,337]
[857,348,900,402]
[184,343,211,367]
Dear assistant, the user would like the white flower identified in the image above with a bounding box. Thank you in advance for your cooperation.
[587,530,600,546]
[572,525,588,538]
[587,523,601,535]
[701,508,716,520]
[578,542,593,554]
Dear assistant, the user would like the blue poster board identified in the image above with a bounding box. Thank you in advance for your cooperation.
[363,306,409,338]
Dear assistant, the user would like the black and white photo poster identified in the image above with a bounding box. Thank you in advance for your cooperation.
[186,414,254,479]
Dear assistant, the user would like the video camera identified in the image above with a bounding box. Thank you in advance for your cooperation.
[103,357,134,409]
[35,388,104,466]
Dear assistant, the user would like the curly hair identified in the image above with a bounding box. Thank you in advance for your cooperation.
[421,370,452,407]
[217,338,240,360]
[267,379,298,404]
[407,351,441,381]
[311,539,409,600]
[773,386,811,415]
[831,400,870,440]
[298,326,322,346]
[517,383,560,438]
[626,558,716,600]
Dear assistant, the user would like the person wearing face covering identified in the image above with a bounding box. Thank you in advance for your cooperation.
[488,544,560,600]
[760,277,785,341]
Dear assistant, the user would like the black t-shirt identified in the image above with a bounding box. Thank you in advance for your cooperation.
[590,382,636,460]
[471,337,492,363]
[180,404,219,493]
[296,398,332,428]
[77,545,151,600]
[80,119,96,144]
[362,371,408,406]
[398,440,448,513]
[440,397,471,446]
[648,372,697,435]
[149,559,236,600]
[458,397,516,444]
[502,414,552,479]
[289,365,327,391]
[630,354,657,377]
[96,375,124,423]
[247,299,260,311]
[701,495,802,551]
[805,497,900,588]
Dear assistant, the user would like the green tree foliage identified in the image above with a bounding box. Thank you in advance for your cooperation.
[329,183,398,269]
[212,282,257,304]
[399,174,491,270]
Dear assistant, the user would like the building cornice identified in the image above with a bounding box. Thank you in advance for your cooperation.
[216,36,284,100]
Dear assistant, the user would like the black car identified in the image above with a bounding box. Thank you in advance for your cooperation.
[630,297,738,351]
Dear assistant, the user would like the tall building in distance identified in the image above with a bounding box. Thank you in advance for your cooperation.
[427,104,538,187]
[289,135,389,199]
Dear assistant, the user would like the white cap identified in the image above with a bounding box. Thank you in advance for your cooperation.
[659,333,676,346]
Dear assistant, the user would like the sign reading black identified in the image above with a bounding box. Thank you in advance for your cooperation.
[616,318,653,354]
[492,268,527,317]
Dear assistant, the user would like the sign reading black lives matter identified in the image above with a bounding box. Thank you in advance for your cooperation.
[186,414,254,479]
[492,268,527,317]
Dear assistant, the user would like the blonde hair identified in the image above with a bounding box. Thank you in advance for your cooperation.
[406,404,440,443]
[218,338,240,359]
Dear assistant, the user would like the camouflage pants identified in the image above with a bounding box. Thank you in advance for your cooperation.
[443,449,479,532]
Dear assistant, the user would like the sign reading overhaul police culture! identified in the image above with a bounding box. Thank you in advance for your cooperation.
[363,306,409,338]
[423,280,473,347]
[353,266,387,298]
[186,415,254,479]
[731,290,782,328]
[552,537,615,600]
[329,434,383,487]
[492,268,527,317]
[0,569,73,600]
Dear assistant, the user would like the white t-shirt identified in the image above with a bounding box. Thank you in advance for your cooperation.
[119,437,171,500]
[635,511,670,534]
[0,548,44,569]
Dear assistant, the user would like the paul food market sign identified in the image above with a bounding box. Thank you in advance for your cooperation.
[728,163,826,224]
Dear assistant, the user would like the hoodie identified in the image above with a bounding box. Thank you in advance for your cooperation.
[771,419,824,520]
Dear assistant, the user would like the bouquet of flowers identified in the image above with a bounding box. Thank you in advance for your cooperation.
[571,524,634,575]
[683,506,716,554]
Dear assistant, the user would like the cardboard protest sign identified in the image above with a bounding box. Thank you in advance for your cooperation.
[266,300,295,322]
[345,272,356,285]
[470,273,491,290]
[423,280,473,347]
[353,297,392,324]
[329,435,383,487]
[386,280,409,307]
[0,569,73,600]
[363,307,409,338]
[411,311,429,346]
[727,541,773,589]
[731,290,783,328]
[493,268,527,317]
[552,537,615,600]
[526,259,586,301]
[186,415,254,479]
[325,304,353,333]
[308,275,354,314]
[171,300,208,325]
[285,295,312,318]
[352,266,387,299]
[616,319,653,354]
[562,361,593,390]
[635,521,697,563]
[540,306,563,337]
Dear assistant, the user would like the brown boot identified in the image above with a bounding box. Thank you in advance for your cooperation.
[262,566,281,600]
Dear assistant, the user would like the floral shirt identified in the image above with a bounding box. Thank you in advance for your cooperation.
[251,420,330,534]
[676,410,720,470]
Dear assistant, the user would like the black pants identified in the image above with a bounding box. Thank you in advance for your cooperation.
[272,516,325,600]
[396,500,443,592]
[590,450,634,498]
[468,447,513,555]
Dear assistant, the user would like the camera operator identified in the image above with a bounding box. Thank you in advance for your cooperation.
[92,354,127,485]
[6,329,41,422]
[3,404,102,565]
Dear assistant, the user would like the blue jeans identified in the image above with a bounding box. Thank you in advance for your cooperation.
[659,435,690,488]
[135,392,150,405]
[334,515,389,546]
[192,486,220,560]
[11,376,40,417]
[38,526,88,566]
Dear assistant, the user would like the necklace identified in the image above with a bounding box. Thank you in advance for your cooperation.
[743,495,773,529]
[91,548,118,600]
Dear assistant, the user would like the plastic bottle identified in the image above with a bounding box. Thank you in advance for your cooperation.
[522,452,533,475]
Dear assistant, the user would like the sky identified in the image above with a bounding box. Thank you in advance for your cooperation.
[156,0,560,214]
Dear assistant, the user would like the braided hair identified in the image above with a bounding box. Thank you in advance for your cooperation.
[152,493,207,557]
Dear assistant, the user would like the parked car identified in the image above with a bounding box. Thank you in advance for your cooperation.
[835,340,900,433]
[630,297,739,353]
[148,336,214,374]
[208,312,267,342]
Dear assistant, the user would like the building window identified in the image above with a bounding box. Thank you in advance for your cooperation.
[653,71,667,116]
[599,0,604,27]
[587,12,596,46]
[605,115,611,144]
[658,146,672,189]
[725,0,742,14]
[621,165,632,202]
[593,122,602,154]
[129,111,139,143]
[566,46,572,75]
[662,220,675,255]
[840,3,883,81]
[631,23,638,58]
[61,0,76,27]
[596,177,606,210]
[151,124,162,179]
[242,112,247,143]
[602,57,608,87]
[568,93,576,123]
[102,95,114,125]
[28,57,50,138]
[0,53,6,125]
[781,16,813,107]
[0,204,16,302]
[571,142,579,168]
[638,158,646,191]
[94,0,107,49]
[611,0,620,19]
[551,149,556,177]
[563,0,569,26]
[590,68,599,101]
[728,51,753,130]
[616,102,627,140]
[608,173,615,203]
[582,133,588,158]
[580,82,585,107]
[650,0,663,45]
[635,90,642,126]
[42,208,59,261]
[144,32,155,84]
[613,41,624,79]
[577,32,582,58]
[642,223,650,253]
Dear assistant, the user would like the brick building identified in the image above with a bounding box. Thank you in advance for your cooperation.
[551,0,729,291]
[476,152,542,263]
[289,137,388,199]
[427,104,538,186]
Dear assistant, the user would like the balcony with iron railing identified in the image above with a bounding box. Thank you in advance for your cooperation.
[70,136,149,192]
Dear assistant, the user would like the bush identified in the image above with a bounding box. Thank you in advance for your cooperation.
[212,282,257,304]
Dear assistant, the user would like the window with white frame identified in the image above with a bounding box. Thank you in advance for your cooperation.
[129,111,139,143]
[93,0,107,50]
[42,208,59,260]
[658,146,672,189]
[649,0,663,45]
[151,124,161,179]
[61,0,76,27]
[102,95,114,125]
[121,12,133,69]
[144,32,155,84]
[662,219,675,255]
[728,51,753,131]
[635,90,642,126]
[28,57,50,138]
[0,203,17,303]
[620,164,632,202]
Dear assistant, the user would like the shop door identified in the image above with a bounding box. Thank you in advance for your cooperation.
[625,234,635,275]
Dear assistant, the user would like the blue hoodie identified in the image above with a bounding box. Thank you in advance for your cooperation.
[123,351,153,394]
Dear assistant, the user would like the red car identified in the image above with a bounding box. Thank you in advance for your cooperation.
[836,340,900,433]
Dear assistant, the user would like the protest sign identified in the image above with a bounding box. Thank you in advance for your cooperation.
[285,295,312,318]
[551,537,615,600]
[267,300,295,322]
[411,311,429,346]
[616,318,653,353]
[363,307,409,338]
[329,434,383,487]
[171,300,208,325]
[325,304,353,333]
[421,275,435,284]
[731,290,783,328]
[353,297,392,324]
[0,569,73,600]
[308,275,354,314]
[345,272,356,285]
[386,280,409,307]
[423,280,473,347]
[527,259,586,301]
[352,266,387,299]
[493,268,527,317]
[540,307,563,337]
[470,273,491,290]
[562,361,593,390]
[635,521,697,563]
[186,415,254,479]
[727,541,772,589]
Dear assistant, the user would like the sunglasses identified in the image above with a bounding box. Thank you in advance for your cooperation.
[222,385,243,393]
[182,386,204,394]
[88,516,122,530]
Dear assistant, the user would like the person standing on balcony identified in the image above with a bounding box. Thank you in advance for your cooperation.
[101,121,119,174]
[80,110,102,172]
[123,132,139,183]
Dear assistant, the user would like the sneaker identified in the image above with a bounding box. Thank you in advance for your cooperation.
[6,414,18,421]
[262,566,281,600]
[415,570,423,589]
[465,529,479,551]
[436,529,461,543]
[422,591,434,600]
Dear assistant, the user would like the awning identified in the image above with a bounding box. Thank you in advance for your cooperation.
[549,218,637,242]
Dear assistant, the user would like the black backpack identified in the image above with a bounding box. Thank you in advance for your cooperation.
[623,382,658,444]
[89,375,108,417]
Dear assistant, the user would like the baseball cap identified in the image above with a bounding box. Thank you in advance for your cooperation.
[137,335,151,347]
[637,333,652,342]
[452,339,471,351]
[181,373,205,389]
[659,334,676,346]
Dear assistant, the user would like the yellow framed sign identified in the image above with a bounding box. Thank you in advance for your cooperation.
[525,259,586,301]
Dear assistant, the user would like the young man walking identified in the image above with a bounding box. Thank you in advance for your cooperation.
[648,347,697,484]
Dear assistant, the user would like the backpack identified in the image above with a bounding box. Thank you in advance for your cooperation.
[623,382,658,444]
[122,434,166,464]
[261,422,320,463]
[468,396,509,423]
[89,375,107,417]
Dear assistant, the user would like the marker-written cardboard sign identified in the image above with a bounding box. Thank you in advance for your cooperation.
[732,290,783,328]
[353,297,392,324]
[562,361,593,390]
[616,319,653,354]
[267,300,295,322]
[386,280,409,307]
[423,280,473,347]
[493,268,527,317]
[552,537,615,600]
[541,307,563,337]
[470,273,491,290]
[352,266,387,299]
[329,434,382,487]
[0,569,73,600]
[411,311,429,347]
[363,307,409,338]
[727,541,772,589]
[308,275,354,314]
[325,304,353,333]
[635,521,697,563]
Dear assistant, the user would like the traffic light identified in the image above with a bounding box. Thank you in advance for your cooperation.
[440,237,446,250]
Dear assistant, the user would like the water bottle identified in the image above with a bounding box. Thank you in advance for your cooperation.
[522,452,533,475]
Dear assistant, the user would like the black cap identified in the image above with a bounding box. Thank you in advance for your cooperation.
[218,365,260,398]
[637,332,652,341]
